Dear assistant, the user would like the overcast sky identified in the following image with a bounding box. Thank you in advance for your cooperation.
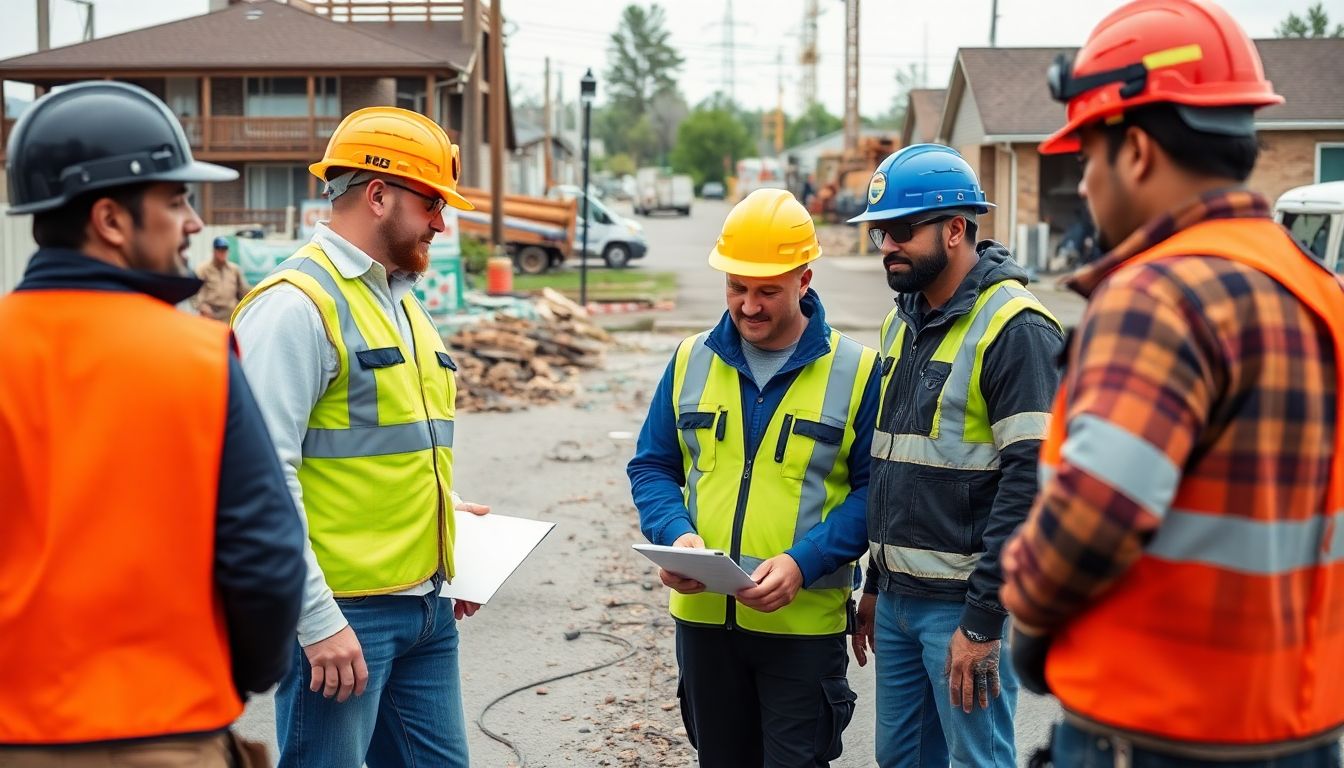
[1,0,1338,117]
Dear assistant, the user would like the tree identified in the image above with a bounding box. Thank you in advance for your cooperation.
[648,90,690,166]
[605,5,685,117]
[671,107,754,188]
[785,103,842,147]
[870,63,924,131]
[605,152,637,177]
[1277,3,1344,37]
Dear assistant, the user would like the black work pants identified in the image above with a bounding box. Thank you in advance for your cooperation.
[675,623,857,768]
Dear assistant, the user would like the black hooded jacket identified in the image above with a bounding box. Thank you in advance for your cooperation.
[864,241,1063,639]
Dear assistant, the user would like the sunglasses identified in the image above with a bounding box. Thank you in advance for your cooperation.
[867,215,951,250]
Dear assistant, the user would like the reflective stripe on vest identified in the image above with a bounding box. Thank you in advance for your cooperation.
[871,281,1058,579]
[669,329,878,635]
[1040,218,1344,744]
[234,244,457,596]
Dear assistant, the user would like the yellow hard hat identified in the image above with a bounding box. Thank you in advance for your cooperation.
[309,106,473,211]
[708,188,820,277]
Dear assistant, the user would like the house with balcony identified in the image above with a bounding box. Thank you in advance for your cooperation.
[0,0,515,235]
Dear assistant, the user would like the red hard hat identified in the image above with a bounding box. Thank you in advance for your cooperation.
[1039,0,1283,155]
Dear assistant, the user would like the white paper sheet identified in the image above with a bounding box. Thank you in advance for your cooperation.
[632,544,757,595]
[439,511,556,604]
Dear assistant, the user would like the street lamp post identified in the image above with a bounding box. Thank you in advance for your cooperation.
[579,68,596,310]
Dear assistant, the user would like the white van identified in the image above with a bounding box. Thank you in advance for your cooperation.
[735,157,786,199]
[1274,181,1344,271]
[548,185,649,269]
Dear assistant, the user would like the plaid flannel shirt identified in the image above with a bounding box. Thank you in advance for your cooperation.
[1001,189,1338,629]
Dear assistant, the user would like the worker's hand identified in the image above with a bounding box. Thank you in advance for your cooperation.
[944,631,1001,714]
[658,532,706,594]
[455,500,491,516]
[454,599,482,620]
[736,554,803,613]
[852,593,877,667]
[302,625,368,703]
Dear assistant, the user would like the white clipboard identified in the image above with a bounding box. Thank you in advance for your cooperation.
[439,511,555,604]
[633,544,757,595]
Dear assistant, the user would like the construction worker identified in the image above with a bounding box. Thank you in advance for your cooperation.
[0,81,305,765]
[231,107,483,767]
[627,188,880,768]
[848,144,1063,768]
[194,235,250,320]
[1000,1,1344,765]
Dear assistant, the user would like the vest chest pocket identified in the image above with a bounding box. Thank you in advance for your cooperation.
[676,408,724,473]
[912,361,952,435]
[356,347,406,369]
[777,410,846,481]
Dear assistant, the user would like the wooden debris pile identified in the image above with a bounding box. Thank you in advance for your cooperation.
[448,288,613,411]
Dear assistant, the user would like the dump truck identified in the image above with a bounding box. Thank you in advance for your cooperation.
[456,188,578,274]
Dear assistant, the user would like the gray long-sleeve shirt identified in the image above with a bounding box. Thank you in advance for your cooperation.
[233,223,435,646]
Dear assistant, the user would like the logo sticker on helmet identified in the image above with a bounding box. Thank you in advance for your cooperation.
[868,172,887,205]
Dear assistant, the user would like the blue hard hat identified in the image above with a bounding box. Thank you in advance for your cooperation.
[848,144,994,223]
[212,236,230,249]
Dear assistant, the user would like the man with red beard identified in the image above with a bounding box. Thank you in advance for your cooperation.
[232,106,486,767]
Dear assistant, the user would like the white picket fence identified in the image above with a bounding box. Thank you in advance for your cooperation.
[0,205,236,293]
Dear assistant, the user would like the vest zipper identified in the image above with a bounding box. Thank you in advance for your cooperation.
[408,313,450,581]
[727,455,755,631]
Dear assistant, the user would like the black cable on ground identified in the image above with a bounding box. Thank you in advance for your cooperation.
[476,629,639,767]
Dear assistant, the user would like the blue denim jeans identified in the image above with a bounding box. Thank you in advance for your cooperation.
[873,592,1018,767]
[275,591,469,768]
[1050,721,1343,768]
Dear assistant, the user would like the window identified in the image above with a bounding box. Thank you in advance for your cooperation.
[245,164,309,212]
[1318,144,1344,183]
[396,77,427,114]
[1281,211,1334,263]
[245,77,339,117]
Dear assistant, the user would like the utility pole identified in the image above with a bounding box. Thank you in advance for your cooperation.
[800,0,819,111]
[774,50,784,153]
[489,0,505,253]
[543,57,553,191]
[68,0,95,42]
[843,0,859,154]
[990,0,999,47]
[36,0,50,51]
[462,0,484,187]
[722,0,736,105]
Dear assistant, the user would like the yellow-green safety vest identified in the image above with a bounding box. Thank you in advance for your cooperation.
[670,329,878,636]
[869,279,1058,581]
[233,243,457,597]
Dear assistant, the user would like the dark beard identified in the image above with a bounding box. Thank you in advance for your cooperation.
[886,239,948,293]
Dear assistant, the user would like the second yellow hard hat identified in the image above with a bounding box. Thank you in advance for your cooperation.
[708,189,821,277]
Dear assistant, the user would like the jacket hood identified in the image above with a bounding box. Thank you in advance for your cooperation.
[896,240,1028,323]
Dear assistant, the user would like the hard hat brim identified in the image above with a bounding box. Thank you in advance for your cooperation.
[157,159,240,184]
[847,201,995,224]
[5,160,240,215]
[707,248,820,277]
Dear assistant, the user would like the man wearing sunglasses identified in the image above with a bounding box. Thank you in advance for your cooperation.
[1001,1,1344,766]
[848,143,1062,767]
[231,106,487,767]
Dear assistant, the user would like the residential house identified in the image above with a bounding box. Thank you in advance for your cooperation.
[0,0,516,235]
[935,38,1344,254]
[510,120,576,197]
[899,88,946,147]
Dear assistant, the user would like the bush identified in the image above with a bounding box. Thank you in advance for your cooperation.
[460,235,491,273]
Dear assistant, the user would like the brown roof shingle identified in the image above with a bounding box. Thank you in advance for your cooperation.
[905,88,947,144]
[952,37,1344,139]
[0,1,472,73]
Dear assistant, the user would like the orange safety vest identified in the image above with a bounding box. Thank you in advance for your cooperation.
[0,290,241,744]
[1040,218,1344,745]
